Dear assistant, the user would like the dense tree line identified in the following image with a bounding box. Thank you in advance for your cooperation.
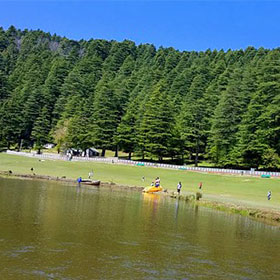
[0,26,279,169]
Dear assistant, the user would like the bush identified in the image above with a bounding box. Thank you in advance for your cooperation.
[196,192,202,200]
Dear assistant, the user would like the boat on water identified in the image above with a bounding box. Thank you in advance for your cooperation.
[81,180,101,186]
[143,186,163,193]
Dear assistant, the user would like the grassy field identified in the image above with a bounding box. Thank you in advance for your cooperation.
[0,153,279,210]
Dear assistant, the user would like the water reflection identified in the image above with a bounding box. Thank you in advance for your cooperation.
[76,185,81,193]
[0,177,280,280]
[142,193,161,216]
[175,198,179,220]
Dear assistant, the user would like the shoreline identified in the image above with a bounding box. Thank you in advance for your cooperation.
[196,200,280,226]
[1,170,280,226]
[0,171,144,192]
[167,190,280,225]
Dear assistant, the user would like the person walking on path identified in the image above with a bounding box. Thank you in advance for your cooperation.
[267,191,272,200]
[177,182,182,194]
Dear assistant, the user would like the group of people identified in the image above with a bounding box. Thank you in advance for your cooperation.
[177,181,272,201]
[151,177,161,187]
[150,177,203,193]
[77,170,94,186]
[177,181,203,194]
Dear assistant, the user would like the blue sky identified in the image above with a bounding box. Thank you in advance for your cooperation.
[1,1,280,51]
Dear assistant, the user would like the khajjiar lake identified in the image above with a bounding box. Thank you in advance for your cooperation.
[0,177,279,279]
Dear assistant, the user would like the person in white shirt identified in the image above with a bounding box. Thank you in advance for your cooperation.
[177,182,182,194]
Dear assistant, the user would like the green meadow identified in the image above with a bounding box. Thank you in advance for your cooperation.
[0,153,279,210]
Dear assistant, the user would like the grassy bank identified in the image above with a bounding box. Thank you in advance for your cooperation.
[0,153,280,212]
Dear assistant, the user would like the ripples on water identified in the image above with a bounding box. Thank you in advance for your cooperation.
[0,177,279,279]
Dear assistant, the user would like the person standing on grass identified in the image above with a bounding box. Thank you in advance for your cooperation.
[267,191,272,200]
[88,170,93,179]
[199,182,202,190]
[177,182,182,194]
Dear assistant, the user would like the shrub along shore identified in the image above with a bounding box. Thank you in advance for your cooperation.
[1,153,280,224]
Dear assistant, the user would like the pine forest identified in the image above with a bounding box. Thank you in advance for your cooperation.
[0,26,280,170]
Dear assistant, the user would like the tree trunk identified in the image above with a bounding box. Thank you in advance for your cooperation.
[195,139,199,167]
[16,139,20,152]
[114,146,118,157]
[101,149,106,157]
[17,138,23,152]
[128,151,132,160]
[189,151,192,160]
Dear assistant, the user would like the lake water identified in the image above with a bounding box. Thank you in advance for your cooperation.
[0,177,279,279]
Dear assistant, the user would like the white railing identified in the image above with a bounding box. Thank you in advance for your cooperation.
[5,150,280,177]
[6,150,67,160]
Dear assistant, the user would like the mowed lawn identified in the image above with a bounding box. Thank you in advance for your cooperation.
[0,153,279,210]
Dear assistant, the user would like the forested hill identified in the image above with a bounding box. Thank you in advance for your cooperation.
[0,26,279,169]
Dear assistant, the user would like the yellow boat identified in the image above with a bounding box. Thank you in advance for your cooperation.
[143,186,163,193]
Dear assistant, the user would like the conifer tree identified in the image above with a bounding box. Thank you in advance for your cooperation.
[210,69,243,165]
[0,53,8,101]
[178,74,209,166]
[238,51,280,168]
[116,98,139,159]
[65,112,92,152]
[53,68,84,121]
[22,88,43,142]
[43,57,70,115]
[91,78,118,156]
[0,97,24,148]
[139,80,175,161]
[31,106,51,153]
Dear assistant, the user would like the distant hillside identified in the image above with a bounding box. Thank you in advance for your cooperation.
[0,26,279,169]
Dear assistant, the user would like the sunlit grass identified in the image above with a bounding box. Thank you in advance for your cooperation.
[0,153,279,210]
